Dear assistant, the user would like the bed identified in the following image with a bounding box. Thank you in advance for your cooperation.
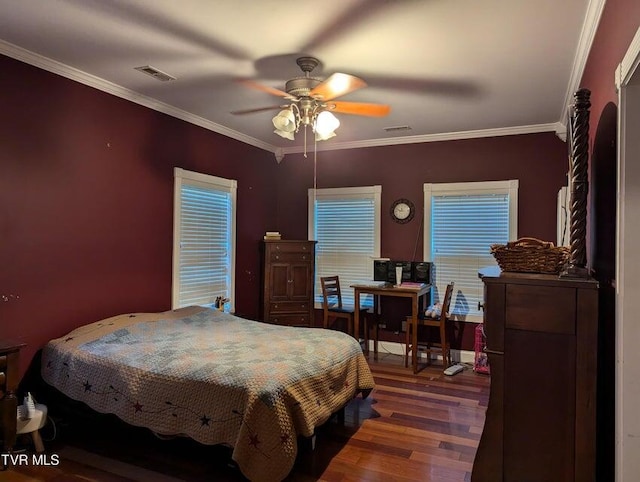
[41,306,375,481]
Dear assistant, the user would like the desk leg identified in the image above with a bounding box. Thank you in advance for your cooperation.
[354,290,364,354]
[412,293,419,374]
[372,294,379,360]
[374,296,379,360]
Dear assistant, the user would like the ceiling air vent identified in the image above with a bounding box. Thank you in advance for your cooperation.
[134,65,176,82]
[384,125,412,133]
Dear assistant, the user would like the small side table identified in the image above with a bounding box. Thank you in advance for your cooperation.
[1,340,26,453]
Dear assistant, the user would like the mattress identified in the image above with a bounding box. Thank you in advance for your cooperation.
[41,306,374,481]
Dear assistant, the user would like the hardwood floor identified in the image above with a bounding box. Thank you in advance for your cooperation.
[4,354,489,481]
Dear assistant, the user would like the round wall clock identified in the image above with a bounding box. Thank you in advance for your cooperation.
[390,198,415,224]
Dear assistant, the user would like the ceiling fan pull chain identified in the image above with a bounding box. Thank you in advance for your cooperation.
[313,138,318,208]
[304,124,308,158]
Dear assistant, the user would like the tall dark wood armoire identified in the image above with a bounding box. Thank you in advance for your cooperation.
[472,267,598,482]
[261,240,316,327]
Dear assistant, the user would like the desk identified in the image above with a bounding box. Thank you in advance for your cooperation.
[351,283,431,373]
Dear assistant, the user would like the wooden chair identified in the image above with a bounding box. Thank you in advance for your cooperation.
[405,282,455,370]
[320,276,368,338]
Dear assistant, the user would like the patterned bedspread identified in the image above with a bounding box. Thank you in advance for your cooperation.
[42,306,375,481]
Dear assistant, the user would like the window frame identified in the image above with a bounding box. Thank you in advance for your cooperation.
[308,185,382,308]
[423,179,518,322]
[172,167,237,310]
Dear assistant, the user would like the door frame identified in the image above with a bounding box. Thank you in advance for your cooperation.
[615,26,640,482]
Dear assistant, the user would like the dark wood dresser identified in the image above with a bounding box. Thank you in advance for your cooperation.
[472,267,598,482]
[1,340,25,452]
[261,240,316,327]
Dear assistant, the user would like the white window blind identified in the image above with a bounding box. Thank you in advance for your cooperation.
[173,168,237,309]
[424,181,518,321]
[308,186,381,308]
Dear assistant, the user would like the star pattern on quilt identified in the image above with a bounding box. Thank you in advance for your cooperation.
[249,434,261,448]
[49,361,247,429]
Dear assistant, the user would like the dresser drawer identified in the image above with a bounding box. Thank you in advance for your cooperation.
[269,301,310,313]
[270,252,312,263]
[268,314,311,326]
[267,242,313,254]
[505,284,576,334]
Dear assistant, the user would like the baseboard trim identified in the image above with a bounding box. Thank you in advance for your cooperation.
[368,340,475,364]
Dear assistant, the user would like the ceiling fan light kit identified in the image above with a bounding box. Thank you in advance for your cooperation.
[272,103,340,141]
[272,107,297,139]
[236,56,390,144]
[314,111,340,140]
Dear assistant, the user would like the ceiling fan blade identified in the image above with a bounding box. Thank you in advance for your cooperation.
[310,73,367,101]
[238,79,293,99]
[328,101,391,117]
[230,105,283,115]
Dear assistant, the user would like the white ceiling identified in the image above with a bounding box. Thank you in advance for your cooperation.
[0,0,604,157]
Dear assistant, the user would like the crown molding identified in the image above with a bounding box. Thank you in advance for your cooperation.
[555,121,568,142]
[279,123,561,156]
[559,0,607,121]
[2,9,601,162]
[616,26,640,90]
[0,39,278,154]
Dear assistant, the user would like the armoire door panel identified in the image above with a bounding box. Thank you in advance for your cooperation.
[290,264,311,300]
[270,264,290,300]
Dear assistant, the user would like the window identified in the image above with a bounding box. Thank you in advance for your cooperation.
[172,168,237,309]
[308,186,381,308]
[424,180,518,322]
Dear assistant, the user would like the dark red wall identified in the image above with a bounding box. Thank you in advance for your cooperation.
[581,0,640,145]
[580,0,640,275]
[275,134,568,251]
[273,131,569,349]
[0,55,277,377]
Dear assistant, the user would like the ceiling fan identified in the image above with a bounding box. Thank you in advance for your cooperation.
[232,56,390,141]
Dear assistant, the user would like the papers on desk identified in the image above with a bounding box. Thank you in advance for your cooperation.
[399,282,429,290]
[352,281,390,288]
[352,281,428,290]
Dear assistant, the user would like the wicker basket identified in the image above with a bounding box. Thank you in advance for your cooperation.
[490,237,570,274]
